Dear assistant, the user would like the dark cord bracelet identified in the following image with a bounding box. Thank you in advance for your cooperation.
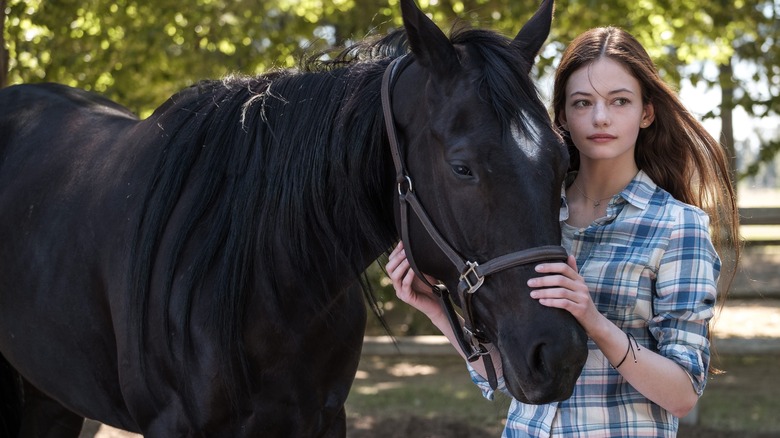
[611,332,641,369]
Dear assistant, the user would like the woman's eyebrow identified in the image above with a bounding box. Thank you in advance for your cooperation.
[569,88,636,98]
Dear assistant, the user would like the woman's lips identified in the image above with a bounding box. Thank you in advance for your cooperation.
[587,133,617,142]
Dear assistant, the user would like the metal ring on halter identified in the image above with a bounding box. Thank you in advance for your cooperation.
[459,261,485,294]
[397,175,413,196]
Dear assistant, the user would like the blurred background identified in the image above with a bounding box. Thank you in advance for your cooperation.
[4,1,778,436]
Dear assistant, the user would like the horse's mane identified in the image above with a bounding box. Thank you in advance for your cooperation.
[129,23,551,418]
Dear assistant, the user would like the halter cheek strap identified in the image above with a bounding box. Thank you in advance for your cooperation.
[381,56,568,391]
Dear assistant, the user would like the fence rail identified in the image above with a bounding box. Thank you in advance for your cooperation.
[740,207,780,226]
[740,207,780,246]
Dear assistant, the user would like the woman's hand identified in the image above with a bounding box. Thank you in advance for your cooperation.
[527,255,605,335]
[530,255,701,416]
[386,242,498,371]
[385,242,443,319]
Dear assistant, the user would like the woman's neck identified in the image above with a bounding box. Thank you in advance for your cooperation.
[564,160,638,228]
[574,159,639,200]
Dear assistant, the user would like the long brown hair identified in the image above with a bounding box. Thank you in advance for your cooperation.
[552,26,741,283]
[552,28,741,371]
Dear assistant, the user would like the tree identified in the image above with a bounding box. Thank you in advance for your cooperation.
[0,0,6,88]
[3,0,778,169]
[2,0,388,115]
[3,0,778,336]
[726,1,780,180]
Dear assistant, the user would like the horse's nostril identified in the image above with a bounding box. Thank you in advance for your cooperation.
[530,342,548,374]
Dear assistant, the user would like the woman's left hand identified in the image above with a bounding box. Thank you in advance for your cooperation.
[527,255,604,334]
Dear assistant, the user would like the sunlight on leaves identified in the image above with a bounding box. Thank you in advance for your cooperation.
[2,0,776,180]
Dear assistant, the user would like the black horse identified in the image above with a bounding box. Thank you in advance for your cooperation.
[0,0,587,436]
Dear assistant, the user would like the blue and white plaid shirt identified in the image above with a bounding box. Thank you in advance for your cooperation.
[469,170,720,437]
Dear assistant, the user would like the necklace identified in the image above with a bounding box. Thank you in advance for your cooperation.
[573,180,614,208]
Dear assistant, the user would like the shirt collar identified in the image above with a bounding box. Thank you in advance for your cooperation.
[560,169,657,221]
[619,169,656,211]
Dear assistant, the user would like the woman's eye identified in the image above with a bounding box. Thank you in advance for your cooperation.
[614,97,629,105]
[452,164,472,177]
[572,100,590,108]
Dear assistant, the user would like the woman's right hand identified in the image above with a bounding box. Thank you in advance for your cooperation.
[385,242,443,319]
[387,242,498,372]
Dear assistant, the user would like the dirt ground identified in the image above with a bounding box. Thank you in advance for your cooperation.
[84,353,780,438]
[84,415,780,438]
[84,406,780,438]
[345,418,780,438]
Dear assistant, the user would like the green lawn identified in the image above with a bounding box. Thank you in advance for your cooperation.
[345,354,780,437]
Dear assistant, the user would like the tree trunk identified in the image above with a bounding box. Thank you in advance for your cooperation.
[719,58,736,189]
[0,0,7,89]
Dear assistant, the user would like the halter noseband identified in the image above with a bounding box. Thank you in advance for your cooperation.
[381,56,568,390]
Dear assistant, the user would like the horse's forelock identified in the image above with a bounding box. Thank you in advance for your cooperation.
[450,27,551,141]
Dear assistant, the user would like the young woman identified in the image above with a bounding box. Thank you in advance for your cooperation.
[386,27,741,437]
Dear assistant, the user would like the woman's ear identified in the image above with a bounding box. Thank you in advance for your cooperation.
[558,110,568,131]
[641,103,655,128]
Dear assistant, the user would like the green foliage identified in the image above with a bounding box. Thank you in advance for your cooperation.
[3,0,393,115]
[741,138,780,180]
[4,0,778,129]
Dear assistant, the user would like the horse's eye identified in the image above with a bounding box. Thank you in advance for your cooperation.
[452,164,472,177]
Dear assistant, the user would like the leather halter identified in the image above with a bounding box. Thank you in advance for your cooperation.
[381,56,568,389]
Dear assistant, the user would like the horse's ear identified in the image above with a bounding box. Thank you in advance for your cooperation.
[400,0,459,75]
[512,0,554,71]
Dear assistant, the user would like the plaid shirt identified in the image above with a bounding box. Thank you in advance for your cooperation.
[469,170,720,437]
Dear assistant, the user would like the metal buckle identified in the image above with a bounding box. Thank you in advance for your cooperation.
[396,175,413,196]
[463,331,489,362]
[459,261,484,294]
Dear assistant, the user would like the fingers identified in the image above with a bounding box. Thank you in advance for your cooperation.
[529,287,578,301]
[385,242,415,291]
[386,254,409,289]
[386,243,404,276]
[389,241,404,259]
[386,241,436,299]
[534,259,579,278]
[566,254,577,271]
[527,272,581,291]
[528,258,588,308]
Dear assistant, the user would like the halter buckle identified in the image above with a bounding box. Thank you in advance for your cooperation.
[431,284,446,298]
[463,330,490,362]
[460,261,484,294]
[396,174,413,196]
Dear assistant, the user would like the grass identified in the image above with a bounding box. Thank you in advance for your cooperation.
[346,355,509,436]
[700,354,780,434]
[345,353,780,436]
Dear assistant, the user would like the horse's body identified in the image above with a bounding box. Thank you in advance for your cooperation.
[0,0,586,436]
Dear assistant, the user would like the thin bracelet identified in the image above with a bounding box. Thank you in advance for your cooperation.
[611,332,641,369]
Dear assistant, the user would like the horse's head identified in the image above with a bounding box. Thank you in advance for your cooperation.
[388,0,588,404]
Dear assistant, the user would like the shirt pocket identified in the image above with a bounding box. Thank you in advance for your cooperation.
[581,245,651,316]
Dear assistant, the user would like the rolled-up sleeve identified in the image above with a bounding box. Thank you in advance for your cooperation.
[467,361,509,400]
[649,207,720,395]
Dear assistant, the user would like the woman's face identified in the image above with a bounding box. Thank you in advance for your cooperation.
[559,57,654,166]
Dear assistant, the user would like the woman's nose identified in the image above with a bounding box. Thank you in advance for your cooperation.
[592,102,610,127]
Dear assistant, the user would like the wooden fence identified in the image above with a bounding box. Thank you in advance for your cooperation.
[740,207,780,245]
[740,207,780,226]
